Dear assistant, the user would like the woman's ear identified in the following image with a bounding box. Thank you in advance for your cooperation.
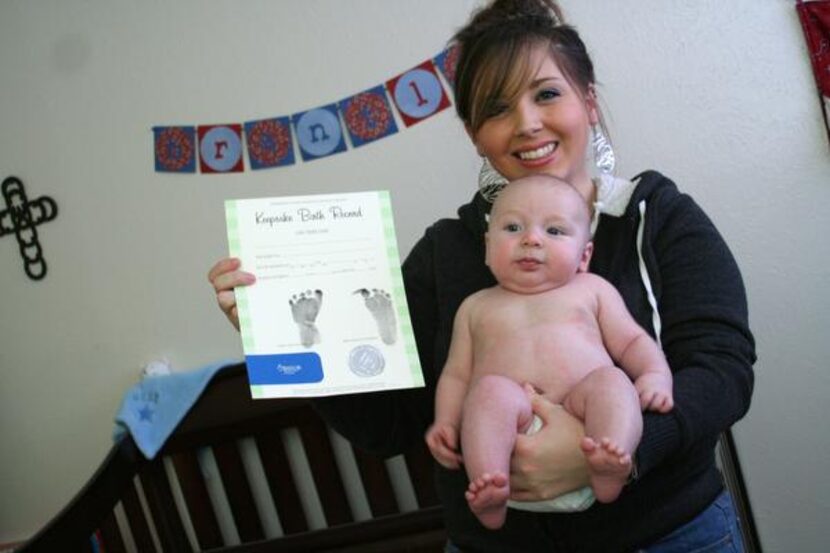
[464,122,483,156]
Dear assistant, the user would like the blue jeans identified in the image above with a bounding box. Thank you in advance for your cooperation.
[445,491,744,553]
[638,490,745,553]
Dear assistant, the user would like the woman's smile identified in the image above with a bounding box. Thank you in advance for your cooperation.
[515,141,558,165]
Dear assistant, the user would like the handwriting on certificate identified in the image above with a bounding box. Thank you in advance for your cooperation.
[253,205,378,279]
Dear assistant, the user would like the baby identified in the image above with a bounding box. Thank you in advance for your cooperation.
[425,174,673,529]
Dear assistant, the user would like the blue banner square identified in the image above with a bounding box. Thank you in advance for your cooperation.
[291,104,347,161]
[338,85,399,148]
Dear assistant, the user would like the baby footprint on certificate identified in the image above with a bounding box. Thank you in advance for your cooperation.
[289,289,323,347]
[354,288,397,345]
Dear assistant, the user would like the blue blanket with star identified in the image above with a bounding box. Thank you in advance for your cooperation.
[113,360,239,459]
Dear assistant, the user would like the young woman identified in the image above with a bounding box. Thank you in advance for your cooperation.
[209,1,755,550]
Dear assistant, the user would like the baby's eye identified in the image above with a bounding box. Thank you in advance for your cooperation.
[504,223,521,232]
[546,226,563,236]
[537,88,561,102]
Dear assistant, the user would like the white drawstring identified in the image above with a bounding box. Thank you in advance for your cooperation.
[637,200,662,346]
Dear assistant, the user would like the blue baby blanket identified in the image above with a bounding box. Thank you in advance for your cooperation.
[113,360,238,459]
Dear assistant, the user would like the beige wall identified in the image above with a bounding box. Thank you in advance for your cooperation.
[1,1,827,551]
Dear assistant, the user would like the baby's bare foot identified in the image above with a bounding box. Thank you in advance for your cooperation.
[465,472,509,529]
[580,437,632,503]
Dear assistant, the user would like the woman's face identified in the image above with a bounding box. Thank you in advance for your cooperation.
[470,44,598,193]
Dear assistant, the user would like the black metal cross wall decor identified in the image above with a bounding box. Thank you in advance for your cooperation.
[1,176,58,280]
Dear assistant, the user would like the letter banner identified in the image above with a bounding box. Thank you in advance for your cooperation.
[386,60,451,127]
[198,124,245,173]
[339,85,399,148]
[244,116,296,170]
[433,43,459,90]
[153,48,457,174]
[153,126,197,173]
[292,104,348,162]
[797,0,830,147]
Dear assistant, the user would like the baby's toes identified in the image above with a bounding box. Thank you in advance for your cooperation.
[580,436,598,453]
[492,472,507,487]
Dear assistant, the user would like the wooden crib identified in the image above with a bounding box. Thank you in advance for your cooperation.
[17,362,446,552]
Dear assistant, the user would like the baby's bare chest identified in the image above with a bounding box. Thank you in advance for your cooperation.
[468,292,611,397]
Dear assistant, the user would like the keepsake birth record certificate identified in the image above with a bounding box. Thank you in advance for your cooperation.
[225,191,424,398]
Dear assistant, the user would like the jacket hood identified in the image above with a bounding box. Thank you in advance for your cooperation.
[455,170,677,238]
[457,190,491,239]
[627,170,679,215]
[591,170,679,220]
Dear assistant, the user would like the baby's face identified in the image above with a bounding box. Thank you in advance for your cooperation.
[486,177,591,294]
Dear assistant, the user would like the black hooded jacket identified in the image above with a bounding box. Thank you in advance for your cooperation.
[315,170,755,552]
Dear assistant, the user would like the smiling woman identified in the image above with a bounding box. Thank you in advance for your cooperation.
[210,0,757,551]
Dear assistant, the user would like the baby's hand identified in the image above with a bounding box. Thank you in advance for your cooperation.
[635,372,674,413]
[425,423,462,469]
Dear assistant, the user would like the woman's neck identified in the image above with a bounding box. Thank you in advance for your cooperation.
[571,174,598,206]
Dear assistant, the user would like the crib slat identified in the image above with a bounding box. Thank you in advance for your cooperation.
[212,441,265,542]
[352,446,400,516]
[298,415,353,526]
[97,509,126,553]
[139,460,192,552]
[121,480,157,552]
[171,451,224,549]
[404,444,440,508]
[255,432,310,534]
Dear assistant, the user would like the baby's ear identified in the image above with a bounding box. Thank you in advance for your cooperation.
[578,241,594,273]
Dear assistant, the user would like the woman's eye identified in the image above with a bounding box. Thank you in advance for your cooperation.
[485,101,509,118]
[537,88,561,102]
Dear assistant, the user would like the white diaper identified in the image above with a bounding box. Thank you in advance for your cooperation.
[506,415,596,513]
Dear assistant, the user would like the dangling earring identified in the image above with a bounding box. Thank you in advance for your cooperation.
[478,157,508,203]
[591,125,615,175]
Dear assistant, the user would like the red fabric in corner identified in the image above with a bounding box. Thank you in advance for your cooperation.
[797,0,830,96]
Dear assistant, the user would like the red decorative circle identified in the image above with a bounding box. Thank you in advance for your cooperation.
[344,92,391,141]
[248,119,291,166]
[155,128,193,171]
[442,44,459,85]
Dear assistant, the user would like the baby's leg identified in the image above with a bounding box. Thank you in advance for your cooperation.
[563,367,642,503]
[461,374,533,529]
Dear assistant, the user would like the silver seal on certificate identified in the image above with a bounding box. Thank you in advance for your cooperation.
[349,345,385,377]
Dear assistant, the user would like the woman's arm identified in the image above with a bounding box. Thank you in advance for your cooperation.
[313,232,440,456]
[208,233,441,458]
[636,190,755,477]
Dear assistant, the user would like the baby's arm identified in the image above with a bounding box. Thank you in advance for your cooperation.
[426,299,475,468]
[592,275,673,412]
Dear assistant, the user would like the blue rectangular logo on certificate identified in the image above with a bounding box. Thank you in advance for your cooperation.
[246,353,324,385]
